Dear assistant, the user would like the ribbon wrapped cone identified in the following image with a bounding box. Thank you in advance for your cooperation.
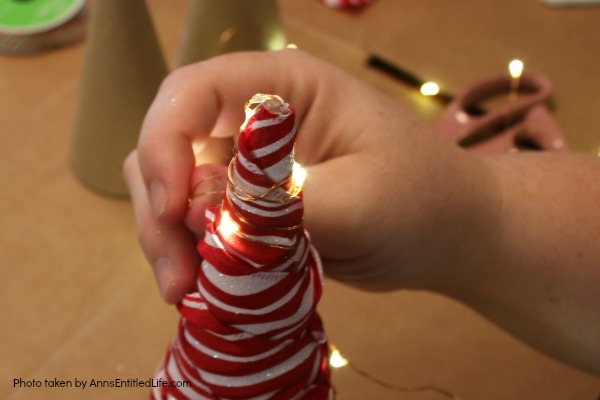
[153,94,332,399]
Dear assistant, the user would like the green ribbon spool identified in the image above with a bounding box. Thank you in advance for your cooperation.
[0,0,86,54]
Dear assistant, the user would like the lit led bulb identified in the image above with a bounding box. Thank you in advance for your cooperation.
[508,59,524,102]
[266,31,287,51]
[289,162,307,196]
[219,210,240,237]
[420,81,440,96]
[329,346,349,369]
[508,59,524,79]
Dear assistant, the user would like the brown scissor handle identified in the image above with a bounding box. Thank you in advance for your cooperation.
[435,70,568,154]
[466,104,569,155]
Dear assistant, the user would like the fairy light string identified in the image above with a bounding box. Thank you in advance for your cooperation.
[328,345,461,400]
[154,93,331,399]
[185,97,461,400]
[214,95,310,254]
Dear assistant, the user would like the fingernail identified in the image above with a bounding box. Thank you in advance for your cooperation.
[155,257,175,301]
[150,179,167,217]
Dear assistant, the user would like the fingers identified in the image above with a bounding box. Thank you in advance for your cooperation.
[123,151,199,304]
[137,50,322,225]
[131,49,346,303]
[131,49,406,297]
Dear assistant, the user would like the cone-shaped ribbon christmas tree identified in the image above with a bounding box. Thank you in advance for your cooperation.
[153,94,331,399]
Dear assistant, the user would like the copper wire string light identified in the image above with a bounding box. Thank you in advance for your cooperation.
[217,146,306,250]
[227,156,304,203]
[187,95,460,399]
[191,171,461,399]
[329,345,461,400]
[188,173,228,208]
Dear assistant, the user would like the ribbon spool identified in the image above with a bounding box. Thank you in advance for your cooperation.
[0,0,86,55]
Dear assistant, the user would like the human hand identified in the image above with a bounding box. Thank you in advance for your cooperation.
[123,50,497,303]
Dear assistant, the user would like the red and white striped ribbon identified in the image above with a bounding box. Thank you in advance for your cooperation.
[153,94,331,399]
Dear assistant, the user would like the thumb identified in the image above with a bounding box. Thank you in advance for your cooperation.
[302,152,382,261]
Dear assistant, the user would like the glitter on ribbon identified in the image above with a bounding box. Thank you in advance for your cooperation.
[153,94,331,399]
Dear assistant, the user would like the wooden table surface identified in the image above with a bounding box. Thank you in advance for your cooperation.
[2,1,599,399]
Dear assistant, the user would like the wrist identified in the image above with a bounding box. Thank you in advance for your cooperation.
[397,149,503,295]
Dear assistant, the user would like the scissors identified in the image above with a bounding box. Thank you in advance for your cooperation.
[435,70,569,154]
